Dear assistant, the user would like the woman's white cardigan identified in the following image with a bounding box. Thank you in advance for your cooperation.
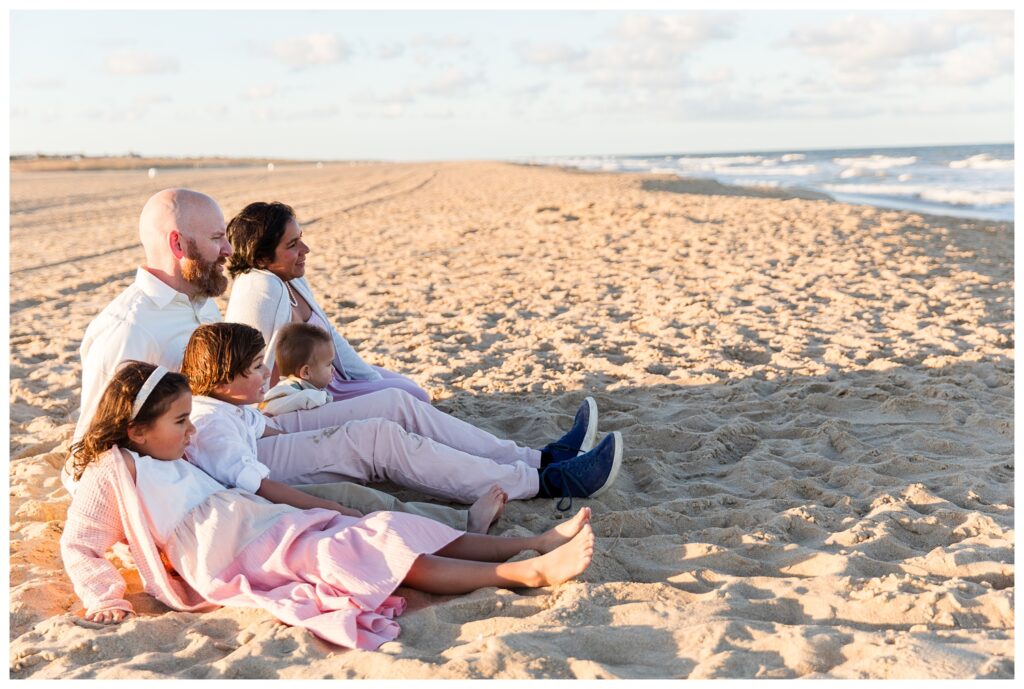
[225,269,381,381]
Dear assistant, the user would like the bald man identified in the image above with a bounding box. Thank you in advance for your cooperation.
[70,188,231,449]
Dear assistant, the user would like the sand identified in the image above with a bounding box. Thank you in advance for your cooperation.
[7,161,1014,679]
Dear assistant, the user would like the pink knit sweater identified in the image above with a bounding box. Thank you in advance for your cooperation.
[59,447,216,617]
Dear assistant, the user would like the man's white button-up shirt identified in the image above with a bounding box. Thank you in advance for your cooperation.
[73,268,222,444]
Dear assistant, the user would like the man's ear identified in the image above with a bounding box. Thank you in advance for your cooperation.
[169,230,186,260]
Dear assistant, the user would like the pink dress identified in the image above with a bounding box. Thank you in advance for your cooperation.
[61,448,463,650]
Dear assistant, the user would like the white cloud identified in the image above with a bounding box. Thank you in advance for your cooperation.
[938,37,1013,85]
[134,94,172,107]
[243,82,278,100]
[516,42,587,66]
[787,14,959,66]
[613,12,737,46]
[787,13,1013,91]
[352,87,416,106]
[694,65,733,85]
[941,10,1013,39]
[512,82,551,97]
[252,104,341,121]
[20,76,65,89]
[531,12,736,98]
[271,32,350,68]
[378,42,405,59]
[831,68,885,93]
[104,49,178,76]
[420,68,485,97]
[378,104,406,119]
[412,34,471,50]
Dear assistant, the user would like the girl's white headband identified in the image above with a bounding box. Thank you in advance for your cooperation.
[131,366,169,420]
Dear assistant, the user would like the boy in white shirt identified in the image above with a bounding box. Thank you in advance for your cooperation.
[182,322,509,533]
[258,322,333,416]
[182,323,621,509]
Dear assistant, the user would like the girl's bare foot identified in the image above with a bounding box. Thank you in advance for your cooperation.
[467,485,507,534]
[529,523,595,586]
[536,506,591,553]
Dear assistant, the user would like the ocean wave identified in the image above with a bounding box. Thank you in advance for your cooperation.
[712,164,818,176]
[823,183,1014,208]
[832,155,917,169]
[674,155,764,170]
[948,154,1014,170]
[780,153,806,162]
[839,167,889,179]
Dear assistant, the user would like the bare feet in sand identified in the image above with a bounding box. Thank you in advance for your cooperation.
[536,506,591,553]
[467,485,507,533]
[528,523,595,586]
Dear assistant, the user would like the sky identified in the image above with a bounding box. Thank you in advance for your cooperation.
[8,9,1015,160]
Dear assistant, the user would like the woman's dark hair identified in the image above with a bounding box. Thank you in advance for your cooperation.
[225,201,296,277]
[70,361,191,480]
[181,322,266,396]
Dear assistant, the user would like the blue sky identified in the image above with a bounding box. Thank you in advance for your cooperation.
[9,9,1014,160]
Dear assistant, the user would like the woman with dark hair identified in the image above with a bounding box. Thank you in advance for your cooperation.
[224,201,430,402]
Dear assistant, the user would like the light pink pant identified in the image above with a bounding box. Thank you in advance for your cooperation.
[327,366,431,404]
[257,388,542,503]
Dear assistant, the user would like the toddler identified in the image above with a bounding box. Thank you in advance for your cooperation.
[259,322,334,416]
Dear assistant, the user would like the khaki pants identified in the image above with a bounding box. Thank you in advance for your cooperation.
[293,481,468,530]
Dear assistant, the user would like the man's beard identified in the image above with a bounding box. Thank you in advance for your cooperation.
[181,238,228,298]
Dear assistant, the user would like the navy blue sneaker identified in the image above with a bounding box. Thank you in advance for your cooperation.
[537,431,622,511]
[540,396,598,465]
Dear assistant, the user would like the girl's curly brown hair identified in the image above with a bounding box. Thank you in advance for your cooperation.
[69,361,191,480]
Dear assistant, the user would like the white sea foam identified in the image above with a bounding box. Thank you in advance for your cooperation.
[824,183,1014,208]
[949,154,1014,170]
[780,153,806,162]
[675,155,765,170]
[712,164,818,176]
[920,188,1015,207]
[832,155,917,169]
[839,167,888,179]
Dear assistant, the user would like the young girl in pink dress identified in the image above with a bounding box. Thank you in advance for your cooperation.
[60,361,595,650]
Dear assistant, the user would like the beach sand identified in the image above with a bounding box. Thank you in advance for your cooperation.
[8,161,1014,678]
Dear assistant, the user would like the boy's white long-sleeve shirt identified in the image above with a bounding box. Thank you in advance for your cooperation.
[186,396,270,493]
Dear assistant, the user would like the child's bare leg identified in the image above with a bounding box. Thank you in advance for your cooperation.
[403,524,595,593]
[467,485,507,534]
[438,507,591,562]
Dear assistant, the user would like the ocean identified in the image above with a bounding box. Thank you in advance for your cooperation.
[526,143,1014,223]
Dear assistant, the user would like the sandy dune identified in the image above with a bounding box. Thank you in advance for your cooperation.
[8,161,1014,678]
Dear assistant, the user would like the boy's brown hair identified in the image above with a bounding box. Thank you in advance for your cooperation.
[181,322,266,396]
[275,322,333,377]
